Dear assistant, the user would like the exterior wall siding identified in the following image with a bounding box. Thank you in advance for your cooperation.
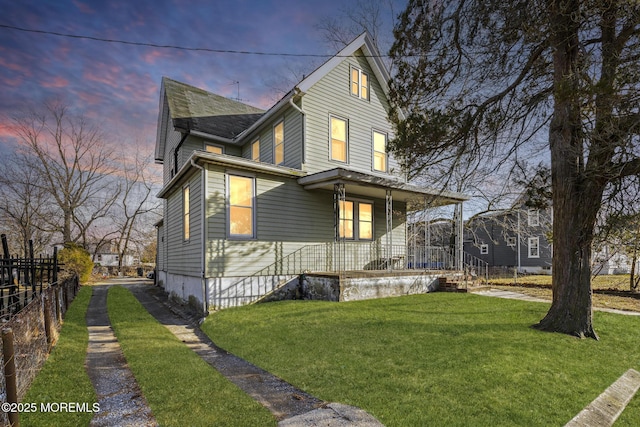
[303,50,401,177]
[204,165,407,278]
[166,171,202,277]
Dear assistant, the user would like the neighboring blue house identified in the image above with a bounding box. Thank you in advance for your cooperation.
[463,203,553,274]
[154,32,470,311]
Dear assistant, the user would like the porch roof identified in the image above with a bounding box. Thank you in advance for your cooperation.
[297,168,469,206]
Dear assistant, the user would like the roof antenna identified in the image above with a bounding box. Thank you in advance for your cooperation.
[230,80,241,101]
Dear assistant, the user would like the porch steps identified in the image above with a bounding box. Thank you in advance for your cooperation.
[438,277,490,293]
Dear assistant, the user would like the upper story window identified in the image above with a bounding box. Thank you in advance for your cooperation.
[339,200,373,241]
[205,144,223,154]
[274,121,284,165]
[373,131,387,172]
[228,175,255,238]
[528,209,540,226]
[480,244,489,255]
[251,140,260,162]
[183,185,190,241]
[506,236,516,246]
[350,67,369,100]
[330,116,348,163]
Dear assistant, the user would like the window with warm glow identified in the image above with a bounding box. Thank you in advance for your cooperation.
[274,121,284,165]
[331,116,347,162]
[183,186,190,241]
[350,67,369,100]
[228,175,254,237]
[373,131,387,172]
[251,140,260,161]
[339,200,354,239]
[339,200,373,240]
[358,202,373,240]
[205,144,223,154]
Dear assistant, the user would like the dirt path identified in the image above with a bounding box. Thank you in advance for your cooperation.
[85,285,157,426]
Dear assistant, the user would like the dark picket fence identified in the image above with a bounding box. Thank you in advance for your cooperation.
[0,234,59,320]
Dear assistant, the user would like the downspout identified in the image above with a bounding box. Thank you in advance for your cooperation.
[190,158,208,315]
[288,89,306,166]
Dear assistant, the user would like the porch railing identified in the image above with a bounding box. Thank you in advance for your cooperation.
[213,242,487,308]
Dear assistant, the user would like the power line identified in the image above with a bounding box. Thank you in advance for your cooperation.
[0,23,391,58]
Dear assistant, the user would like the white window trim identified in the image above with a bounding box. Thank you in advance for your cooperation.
[273,120,285,165]
[480,244,489,255]
[350,66,369,100]
[528,209,540,227]
[226,174,256,240]
[506,236,516,246]
[329,114,348,164]
[372,129,388,173]
[528,236,540,258]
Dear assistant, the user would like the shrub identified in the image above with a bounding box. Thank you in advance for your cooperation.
[58,243,93,283]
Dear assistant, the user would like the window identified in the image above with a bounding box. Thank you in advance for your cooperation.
[251,140,260,161]
[205,144,223,154]
[358,202,373,240]
[339,200,373,240]
[373,131,387,172]
[228,175,255,238]
[528,209,540,226]
[171,149,178,177]
[330,116,347,162]
[274,121,284,165]
[350,67,369,100]
[183,185,190,241]
[480,244,489,255]
[506,236,516,246]
[528,236,540,258]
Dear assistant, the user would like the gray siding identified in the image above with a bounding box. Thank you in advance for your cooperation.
[166,171,202,276]
[240,108,303,168]
[204,164,407,277]
[303,50,401,177]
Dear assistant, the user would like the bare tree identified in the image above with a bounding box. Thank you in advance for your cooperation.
[9,102,121,246]
[112,151,161,272]
[389,0,640,338]
[0,152,53,256]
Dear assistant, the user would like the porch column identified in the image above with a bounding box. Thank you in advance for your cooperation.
[386,190,393,271]
[334,183,345,272]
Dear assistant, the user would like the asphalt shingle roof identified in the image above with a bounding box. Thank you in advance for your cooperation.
[163,77,265,140]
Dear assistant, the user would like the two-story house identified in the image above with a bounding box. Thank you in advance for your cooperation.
[463,203,553,274]
[154,32,469,311]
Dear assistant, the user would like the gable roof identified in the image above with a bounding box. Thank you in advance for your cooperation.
[155,32,393,161]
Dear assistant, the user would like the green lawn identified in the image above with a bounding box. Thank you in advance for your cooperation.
[201,293,640,426]
[107,286,275,427]
[22,286,96,427]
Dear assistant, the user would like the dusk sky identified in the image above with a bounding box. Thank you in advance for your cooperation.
[0,0,404,160]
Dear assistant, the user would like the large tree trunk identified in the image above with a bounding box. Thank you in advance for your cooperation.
[533,0,599,339]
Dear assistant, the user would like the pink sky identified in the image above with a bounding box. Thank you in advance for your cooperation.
[0,0,403,160]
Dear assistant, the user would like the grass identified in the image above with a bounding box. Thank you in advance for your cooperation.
[201,293,640,426]
[107,285,275,427]
[22,286,97,427]
[488,274,640,312]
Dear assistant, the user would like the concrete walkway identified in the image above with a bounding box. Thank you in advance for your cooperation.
[85,285,157,426]
[472,288,640,316]
[82,280,382,426]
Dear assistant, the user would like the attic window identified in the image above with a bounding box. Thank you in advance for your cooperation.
[205,144,223,154]
[350,67,369,100]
